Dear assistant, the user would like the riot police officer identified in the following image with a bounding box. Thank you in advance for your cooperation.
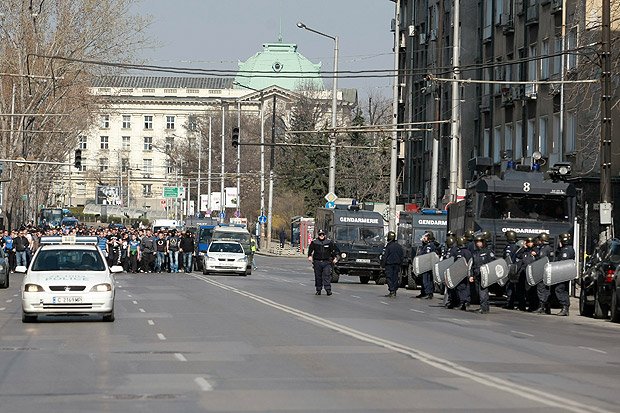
[415,231,437,299]
[381,231,404,298]
[471,233,496,314]
[533,232,553,314]
[308,229,339,296]
[441,235,458,308]
[554,232,575,316]
[516,236,537,311]
[464,229,476,253]
[455,236,473,310]
[502,230,520,309]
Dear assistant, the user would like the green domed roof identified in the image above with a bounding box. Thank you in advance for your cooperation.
[234,42,324,91]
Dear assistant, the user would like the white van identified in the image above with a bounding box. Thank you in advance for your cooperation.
[152,219,182,233]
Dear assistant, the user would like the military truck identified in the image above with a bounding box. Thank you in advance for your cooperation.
[315,204,386,284]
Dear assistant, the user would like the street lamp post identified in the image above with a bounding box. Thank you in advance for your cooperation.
[297,21,338,196]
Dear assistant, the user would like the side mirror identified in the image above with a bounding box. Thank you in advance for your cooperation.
[109,265,124,273]
[14,266,27,273]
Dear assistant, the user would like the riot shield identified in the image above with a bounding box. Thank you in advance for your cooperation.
[413,252,439,275]
[480,258,509,289]
[497,273,509,287]
[526,257,549,286]
[433,257,455,285]
[505,254,520,282]
[543,260,577,286]
[444,257,469,289]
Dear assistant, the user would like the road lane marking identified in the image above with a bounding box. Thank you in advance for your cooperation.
[139,308,146,313]
[511,330,534,337]
[174,353,187,362]
[5,299,12,303]
[380,301,389,305]
[579,346,607,354]
[127,294,132,297]
[191,273,613,413]
[332,291,340,295]
[157,333,166,340]
[132,300,138,305]
[147,320,154,325]
[410,309,425,314]
[299,283,306,286]
[0,307,5,311]
[351,295,361,299]
[194,377,213,391]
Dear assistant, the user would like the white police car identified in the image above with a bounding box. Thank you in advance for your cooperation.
[203,240,248,276]
[16,236,122,322]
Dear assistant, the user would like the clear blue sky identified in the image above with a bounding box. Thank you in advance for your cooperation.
[132,0,396,98]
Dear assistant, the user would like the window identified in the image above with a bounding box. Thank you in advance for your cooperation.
[143,136,153,151]
[100,115,110,129]
[144,115,153,129]
[188,137,196,148]
[78,163,86,172]
[494,0,503,24]
[515,121,523,159]
[122,115,131,129]
[142,184,152,196]
[539,116,548,154]
[78,136,87,150]
[541,39,549,79]
[505,123,513,153]
[483,0,492,39]
[567,27,577,71]
[121,158,129,173]
[188,115,197,131]
[553,113,561,154]
[76,182,86,196]
[122,136,131,149]
[100,136,109,149]
[528,45,537,81]
[493,126,502,163]
[143,159,153,175]
[166,159,175,174]
[527,119,535,156]
[166,115,175,130]
[165,136,174,153]
[565,112,576,153]
[99,158,109,172]
[553,36,562,76]
[483,128,490,157]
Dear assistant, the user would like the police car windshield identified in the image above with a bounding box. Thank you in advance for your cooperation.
[212,232,250,244]
[32,249,106,271]
[480,194,570,222]
[209,242,243,253]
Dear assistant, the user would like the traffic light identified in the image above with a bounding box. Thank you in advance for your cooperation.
[74,149,82,169]
[231,127,239,148]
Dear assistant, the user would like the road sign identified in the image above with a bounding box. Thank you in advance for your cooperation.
[163,186,184,198]
[258,215,267,224]
[325,201,335,209]
[324,192,337,203]
[219,211,226,219]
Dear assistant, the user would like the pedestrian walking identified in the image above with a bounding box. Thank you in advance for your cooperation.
[179,231,195,273]
[14,230,30,268]
[307,229,339,296]
[167,230,180,272]
[381,231,404,298]
[279,228,286,248]
[154,232,167,273]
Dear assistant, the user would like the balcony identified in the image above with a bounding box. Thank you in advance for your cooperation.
[480,94,492,112]
[526,5,539,25]
[500,13,515,33]
[551,0,562,13]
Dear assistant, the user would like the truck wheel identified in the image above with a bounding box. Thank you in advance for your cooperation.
[375,277,386,285]
[594,293,609,319]
[0,271,8,289]
[610,292,620,323]
[579,287,594,317]
[399,267,409,288]
[359,276,370,284]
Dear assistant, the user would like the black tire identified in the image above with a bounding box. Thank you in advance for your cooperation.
[579,287,594,317]
[202,269,209,275]
[399,267,409,288]
[0,271,8,289]
[610,292,620,323]
[22,312,37,323]
[359,276,370,284]
[375,277,386,285]
[102,310,115,322]
[594,293,609,319]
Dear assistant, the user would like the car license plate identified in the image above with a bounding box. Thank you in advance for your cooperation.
[356,259,371,263]
[52,296,83,304]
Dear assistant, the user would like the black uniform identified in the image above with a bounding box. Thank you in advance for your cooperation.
[381,239,404,295]
[442,245,458,308]
[516,245,536,311]
[554,244,575,309]
[455,246,473,308]
[503,241,520,309]
[308,236,339,294]
[472,245,496,312]
[535,242,554,312]
[418,241,437,296]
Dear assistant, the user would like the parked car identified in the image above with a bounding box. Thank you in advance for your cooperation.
[580,238,620,319]
[611,268,620,323]
[202,240,248,276]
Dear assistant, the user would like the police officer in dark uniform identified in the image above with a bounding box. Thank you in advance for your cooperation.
[471,233,496,314]
[554,232,575,316]
[441,235,458,308]
[307,229,339,296]
[533,232,553,314]
[502,230,520,309]
[381,231,404,298]
[516,236,537,311]
[464,229,476,253]
[455,236,473,310]
[415,231,437,299]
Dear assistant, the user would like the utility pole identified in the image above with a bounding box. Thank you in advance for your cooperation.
[220,103,226,221]
[449,0,462,200]
[267,95,276,251]
[260,93,266,248]
[599,0,613,239]
[236,100,241,215]
[388,0,400,232]
[207,117,212,213]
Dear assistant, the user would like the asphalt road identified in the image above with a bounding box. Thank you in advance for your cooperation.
[0,255,617,412]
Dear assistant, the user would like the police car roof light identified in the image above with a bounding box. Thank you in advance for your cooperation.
[40,236,99,245]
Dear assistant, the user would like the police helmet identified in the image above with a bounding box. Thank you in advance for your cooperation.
[525,236,536,244]
[445,235,455,247]
[456,236,468,247]
[538,232,550,244]
[482,230,492,241]
[559,232,572,244]
[504,230,517,242]
[447,230,456,237]
[464,229,475,240]
[424,231,435,241]
[387,231,396,242]
[474,233,487,243]
[317,229,326,236]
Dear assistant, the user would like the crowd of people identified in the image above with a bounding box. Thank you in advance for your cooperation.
[1,224,197,274]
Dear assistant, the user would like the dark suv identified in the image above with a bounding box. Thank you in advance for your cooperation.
[580,238,620,319]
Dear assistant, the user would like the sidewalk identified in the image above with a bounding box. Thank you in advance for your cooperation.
[255,240,306,258]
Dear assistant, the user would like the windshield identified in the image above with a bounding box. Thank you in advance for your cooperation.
[198,228,214,244]
[335,226,384,242]
[480,193,571,222]
[32,249,106,271]
[212,232,250,244]
[608,240,620,263]
[397,222,412,243]
[39,209,63,226]
[209,242,244,253]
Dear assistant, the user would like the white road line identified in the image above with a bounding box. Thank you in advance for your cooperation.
[127,294,132,298]
[410,309,425,314]
[351,295,361,299]
[332,291,340,295]
[579,346,607,354]
[12,294,18,297]
[191,273,613,413]
[194,377,213,391]
[453,318,470,324]
[174,353,187,362]
[132,300,138,305]
[147,320,155,325]
[0,307,5,311]
[299,283,306,286]
[5,299,12,303]
[138,308,146,313]
[157,333,166,340]
[510,330,534,337]
[380,301,389,305]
